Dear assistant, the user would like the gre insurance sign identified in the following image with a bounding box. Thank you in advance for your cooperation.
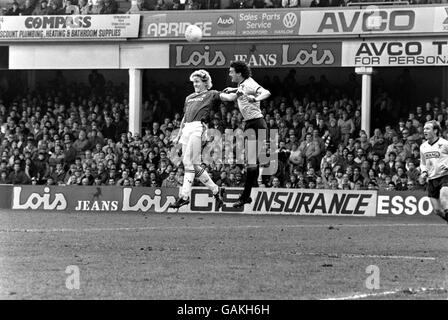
[239,188,376,216]
[342,39,448,66]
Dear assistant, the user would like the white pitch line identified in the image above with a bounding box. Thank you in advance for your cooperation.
[266,251,437,261]
[338,253,436,261]
[323,290,402,300]
[0,223,444,233]
[324,287,448,300]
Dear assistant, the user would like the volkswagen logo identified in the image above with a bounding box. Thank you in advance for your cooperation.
[283,13,297,29]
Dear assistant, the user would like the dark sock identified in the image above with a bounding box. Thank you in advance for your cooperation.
[241,167,259,200]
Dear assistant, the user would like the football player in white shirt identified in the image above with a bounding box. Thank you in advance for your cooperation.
[419,120,448,222]
[223,61,271,208]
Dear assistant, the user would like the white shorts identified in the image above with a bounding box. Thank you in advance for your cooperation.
[179,121,204,145]
[180,121,205,168]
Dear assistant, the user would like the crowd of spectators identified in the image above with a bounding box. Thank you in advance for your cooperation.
[1,0,119,15]
[227,0,441,10]
[0,69,446,192]
[1,0,442,15]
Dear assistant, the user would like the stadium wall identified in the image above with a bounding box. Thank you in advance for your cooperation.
[0,185,434,216]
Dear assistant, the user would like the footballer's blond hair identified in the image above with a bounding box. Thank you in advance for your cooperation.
[425,120,442,136]
[189,69,212,90]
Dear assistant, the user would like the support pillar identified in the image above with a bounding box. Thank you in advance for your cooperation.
[128,69,143,136]
[442,67,448,101]
[355,66,373,137]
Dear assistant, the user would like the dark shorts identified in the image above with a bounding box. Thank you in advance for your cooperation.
[244,117,268,165]
[427,175,448,199]
[244,117,268,138]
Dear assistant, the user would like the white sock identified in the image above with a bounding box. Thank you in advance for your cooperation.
[180,170,195,199]
[196,168,219,195]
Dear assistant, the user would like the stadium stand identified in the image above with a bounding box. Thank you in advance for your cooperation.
[0,69,444,191]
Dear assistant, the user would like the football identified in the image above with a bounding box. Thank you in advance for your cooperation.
[185,25,203,42]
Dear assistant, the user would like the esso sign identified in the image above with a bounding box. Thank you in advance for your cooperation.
[377,195,433,216]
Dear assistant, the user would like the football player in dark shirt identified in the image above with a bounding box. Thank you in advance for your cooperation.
[169,69,235,209]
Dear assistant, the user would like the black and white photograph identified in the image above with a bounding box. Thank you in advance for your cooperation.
[0,0,447,305]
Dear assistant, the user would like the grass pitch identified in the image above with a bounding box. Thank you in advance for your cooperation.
[0,210,447,300]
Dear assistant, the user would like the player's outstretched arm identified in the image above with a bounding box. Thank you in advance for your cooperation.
[223,87,238,93]
[219,92,237,102]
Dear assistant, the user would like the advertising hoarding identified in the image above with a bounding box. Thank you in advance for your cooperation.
[11,186,376,216]
[0,15,140,40]
[140,10,300,40]
[170,42,341,68]
[299,7,435,36]
[342,39,448,67]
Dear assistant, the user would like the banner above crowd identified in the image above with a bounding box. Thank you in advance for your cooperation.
[1,6,448,42]
[342,39,448,67]
[140,6,448,39]
[0,15,140,41]
[169,42,341,68]
[299,6,448,36]
[140,9,300,40]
